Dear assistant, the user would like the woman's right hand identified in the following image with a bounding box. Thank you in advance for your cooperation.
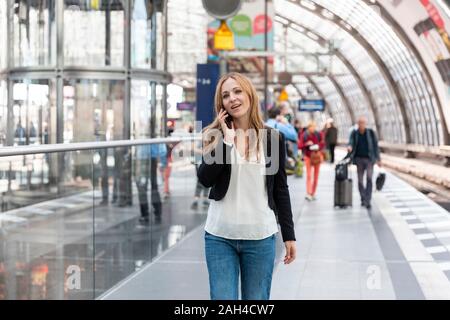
[218,108,235,145]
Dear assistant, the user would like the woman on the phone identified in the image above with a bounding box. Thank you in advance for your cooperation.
[198,72,296,300]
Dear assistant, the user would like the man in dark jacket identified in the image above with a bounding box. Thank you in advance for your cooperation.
[347,116,381,209]
[325,119,338,163]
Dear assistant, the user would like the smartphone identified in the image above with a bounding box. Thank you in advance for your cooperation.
[223,109,233,129]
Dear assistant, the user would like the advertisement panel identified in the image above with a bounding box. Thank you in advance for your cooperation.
[379,0,450,134]
[207,0,274,80]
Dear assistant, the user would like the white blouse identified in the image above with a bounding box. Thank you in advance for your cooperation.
[204,142,279,240]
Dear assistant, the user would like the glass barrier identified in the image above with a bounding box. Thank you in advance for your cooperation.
[0,149,95,299]
[0,138,207,299]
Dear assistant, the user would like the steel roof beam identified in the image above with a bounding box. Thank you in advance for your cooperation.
[289,0,411,144]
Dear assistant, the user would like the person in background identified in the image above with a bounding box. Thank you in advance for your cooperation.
[325,118,338,163]
[162,128,175,199]
[294,119,302,135]
[15,121,26,145]
[279,104,293,125]
[265,107,297,142]
[266,107,298,169]
[298,121,325,201]
[29,121,37,144]
[347,116,381,209]
[136,142,167,224]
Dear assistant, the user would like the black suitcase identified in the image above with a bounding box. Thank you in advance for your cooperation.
[376,172,386,191]
[334,157,352,208]
[334,179,353,208]
[335,162,348,181]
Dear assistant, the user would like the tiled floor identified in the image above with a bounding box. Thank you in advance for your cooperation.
[101,150,450,300]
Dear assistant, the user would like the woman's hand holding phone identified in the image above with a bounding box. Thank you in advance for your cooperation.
[218,108,235,145]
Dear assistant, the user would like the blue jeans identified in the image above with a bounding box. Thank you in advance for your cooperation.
[204,231,276,300]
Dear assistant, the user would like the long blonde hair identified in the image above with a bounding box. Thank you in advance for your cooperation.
[202,73,265,160]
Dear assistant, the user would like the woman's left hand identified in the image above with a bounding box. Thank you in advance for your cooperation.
[284,241,296,264]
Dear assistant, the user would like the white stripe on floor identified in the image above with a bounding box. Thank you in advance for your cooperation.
[439,262,450,272]
[434,231,450,239]
[426,246,448,254]
[409,223,426,229]
[417,233,436,240]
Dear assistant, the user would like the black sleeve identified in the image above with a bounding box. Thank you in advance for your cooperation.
[273,133,296,242]
[197,139,232,188]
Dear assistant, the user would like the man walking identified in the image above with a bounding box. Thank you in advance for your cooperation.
[325,118,338,163]
[347,116,381,209]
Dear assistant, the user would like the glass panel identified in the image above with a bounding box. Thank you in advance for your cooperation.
[92,138,207,298]
[12,0,56,67]
[0,150,94,299]
[64,1,124,66]
[167,0,208,75]
[155,83,164,137]
[131,81,163,139]
[0,1,7,70]
[91,145,135,298]
[63,79,125,143]
[131,0,152,68]
[0,81,6,146]
[12,79,56,146]
[156,10,165,70]
[0,139,207,299]
[131,80,151,139]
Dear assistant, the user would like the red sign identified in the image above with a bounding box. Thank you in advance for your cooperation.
[253,15,273,35]
[420,0,445,29]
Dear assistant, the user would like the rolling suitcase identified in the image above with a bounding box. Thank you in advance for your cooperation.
[334,158,352,208]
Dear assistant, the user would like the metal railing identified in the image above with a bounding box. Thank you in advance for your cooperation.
[0,135,200,157]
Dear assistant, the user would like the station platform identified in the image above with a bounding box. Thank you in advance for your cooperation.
[99,150,450,300]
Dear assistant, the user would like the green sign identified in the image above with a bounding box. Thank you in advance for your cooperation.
[230,14,252,37]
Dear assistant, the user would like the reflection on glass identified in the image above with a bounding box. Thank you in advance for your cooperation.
[130,81,166,139]
[0,81,6,146]
[12,79,56,146]
[0,139,206,299]
[64,1,124,66]
[131,80,151,139]
[156,10,165,70]
[91,142,204,298]
[63,79,125,143]
[12,0,56,67]
[0,1,7,70]
[155,84,164,137]
[131,0,152,68]
[130,0,165,70]
[0,150,95,299]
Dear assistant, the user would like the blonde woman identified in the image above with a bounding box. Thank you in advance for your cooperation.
[197,73,296,300]
[298,121,325,200]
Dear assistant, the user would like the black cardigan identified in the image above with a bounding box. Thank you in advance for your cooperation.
[197,127,296,242]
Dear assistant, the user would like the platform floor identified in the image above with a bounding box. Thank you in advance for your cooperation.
[100,150,450,300]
